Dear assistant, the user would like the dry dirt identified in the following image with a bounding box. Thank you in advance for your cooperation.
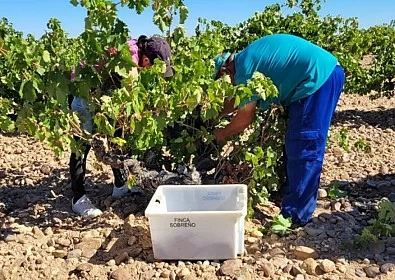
[1,93,395,280]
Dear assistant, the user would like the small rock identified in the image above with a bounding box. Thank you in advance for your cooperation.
[381,263,395,274]
[366,180,377,188]
[294,246,318,260]
[111,267,131,280]
[331,201,341,211]
[246,244,261,254]
[294,274,304,280]
[291,265,304,276]
[177,268,191,278]
[258,261,274,277]
[76,263,93,272]
[32,226,45,237]
[386,247,395,254]
[128,247,142,258]
[115,252,129,265]
[354,201,367,211]
[246,237,258,244]
[52,217,62,225]
[243,256,255,264]
[377,181,391,188]
[304,225,324,237]
[56,238,71,247]
[67,249,82,259]
[327,229,336,238]
[220,259,242,276]
[160,269,171,278]
[127,236,137,246]
[4,234,17,242]
[318,189,327,199]
[81,248,97,258]
[250,230,263,238]
[364,266,380,278]
[271,257,288,269]
[269,247,286,257]
[40,164,51,175]
[355,268,366,277]
[302,258,318,275]
[105,260,115,266]
[336,264,347,273]
[125,214,135,224]
[333,147,343,157]
[52,250,67,258]
[75,237,102,250]
[379,165,389,175]
[44,227,53,236]
[25,178,34,185]
[283,264,293,274]
[320,259,336,273]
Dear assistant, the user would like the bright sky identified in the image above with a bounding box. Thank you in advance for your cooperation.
[2,0,394,38]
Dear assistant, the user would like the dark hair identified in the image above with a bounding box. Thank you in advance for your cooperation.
[137,35,157,64]
[137,35,148,49]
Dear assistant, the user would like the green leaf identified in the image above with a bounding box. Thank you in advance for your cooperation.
[272,224,287,234]
[179,5,189,24]
[115,65,128,78]
[271,214,292,235]
[0,116,15,132]
[42,50,50,63]
[328,184,347,199]
[19,80,36,102]
[111,137,127,147]
[36,67,45,75]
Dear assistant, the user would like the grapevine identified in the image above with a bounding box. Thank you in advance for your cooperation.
[1,0,395,218]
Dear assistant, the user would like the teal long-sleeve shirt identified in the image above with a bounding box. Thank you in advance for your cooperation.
[234,34,338,110]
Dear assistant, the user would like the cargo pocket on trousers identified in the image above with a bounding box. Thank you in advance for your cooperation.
[285,130,319,160]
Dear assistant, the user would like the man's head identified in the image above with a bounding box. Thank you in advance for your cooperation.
[138,36,174,78]
[214,51,236,85]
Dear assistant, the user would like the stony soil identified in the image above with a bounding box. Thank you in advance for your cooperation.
[1,93,395,280]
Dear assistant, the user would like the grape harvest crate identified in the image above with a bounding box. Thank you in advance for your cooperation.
[145,184,248,260]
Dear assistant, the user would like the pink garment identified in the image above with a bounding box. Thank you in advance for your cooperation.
[127,39,139,65]
[70,38,139,80]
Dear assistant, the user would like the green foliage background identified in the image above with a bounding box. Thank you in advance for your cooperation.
[1,0,395,215]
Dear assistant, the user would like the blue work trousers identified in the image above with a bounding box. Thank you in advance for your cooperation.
[281,65,345,225]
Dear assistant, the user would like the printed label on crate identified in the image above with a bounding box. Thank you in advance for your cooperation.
[202,191,225,201]
[169,217,196,228]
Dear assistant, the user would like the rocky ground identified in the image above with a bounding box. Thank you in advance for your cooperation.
[1,93,395,280]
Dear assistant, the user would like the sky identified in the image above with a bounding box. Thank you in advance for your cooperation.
[1,0,394,38]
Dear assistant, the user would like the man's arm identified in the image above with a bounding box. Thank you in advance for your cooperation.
[214,101,257,144]
[219,98,236,117]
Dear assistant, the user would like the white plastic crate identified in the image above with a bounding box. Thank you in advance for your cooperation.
[145,184,248,260]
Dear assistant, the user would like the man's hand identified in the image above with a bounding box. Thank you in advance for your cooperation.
[213,128,227,145]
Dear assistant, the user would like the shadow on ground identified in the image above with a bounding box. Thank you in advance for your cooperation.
[332,107,395,129]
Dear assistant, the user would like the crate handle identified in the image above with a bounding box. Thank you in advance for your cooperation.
[154,195,162,206]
